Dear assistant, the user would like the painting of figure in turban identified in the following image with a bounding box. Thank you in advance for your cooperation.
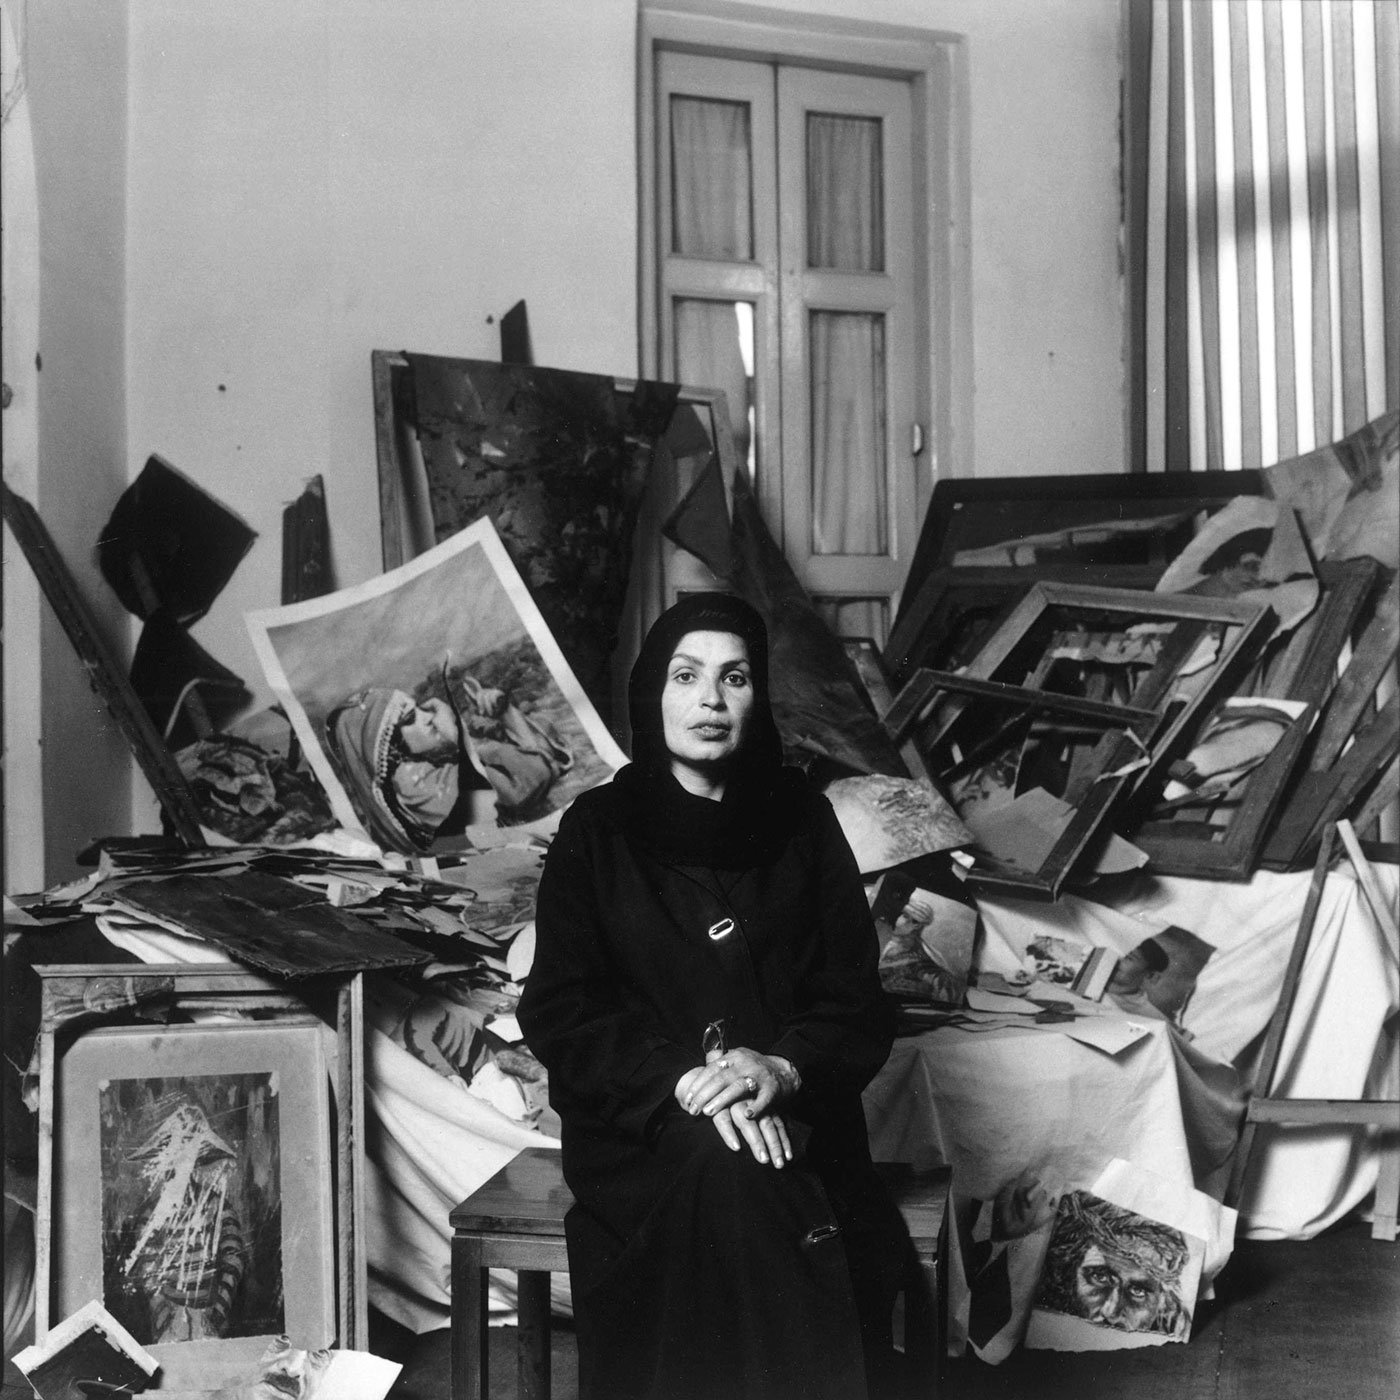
[248,516,625,855]
[323,664,573,851]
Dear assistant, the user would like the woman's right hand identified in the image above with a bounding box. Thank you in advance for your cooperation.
[710,1102,793,1168]
[674,1064,793,1168]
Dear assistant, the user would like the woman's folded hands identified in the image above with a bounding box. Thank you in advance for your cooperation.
[674,1047,801,1167]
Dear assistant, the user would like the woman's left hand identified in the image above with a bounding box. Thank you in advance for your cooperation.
[682,1045,799,1121]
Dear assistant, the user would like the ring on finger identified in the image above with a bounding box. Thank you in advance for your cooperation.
[718,1058,729,1069]
[743,1075,758,1094]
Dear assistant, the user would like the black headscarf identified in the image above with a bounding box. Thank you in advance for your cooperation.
[612,593,810,868]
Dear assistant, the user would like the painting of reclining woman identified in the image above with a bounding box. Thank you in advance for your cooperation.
[248,518,626,854]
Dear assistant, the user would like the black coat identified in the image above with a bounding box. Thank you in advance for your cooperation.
[518,778,903,1400]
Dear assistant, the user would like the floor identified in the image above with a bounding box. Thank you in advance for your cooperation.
[4,1220,1393,1398]
[374,1217,1399,1400]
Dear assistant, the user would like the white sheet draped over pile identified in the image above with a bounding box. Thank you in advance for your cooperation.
[883,860,1399,1240]
[74,857,1397,1339]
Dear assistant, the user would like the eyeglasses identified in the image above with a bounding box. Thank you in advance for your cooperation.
[701,1019,727,1057]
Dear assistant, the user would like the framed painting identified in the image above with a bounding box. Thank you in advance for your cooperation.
[882,583,1272,899]
[52,1019,335,1390]
[1,481,206,845]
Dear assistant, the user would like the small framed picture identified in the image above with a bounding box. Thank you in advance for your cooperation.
[52,1019,335,1389]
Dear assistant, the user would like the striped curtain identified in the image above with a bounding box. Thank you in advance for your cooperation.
[1145,0,1399,472]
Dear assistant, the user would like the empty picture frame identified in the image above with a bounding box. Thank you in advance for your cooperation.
[1257,571,1399,868]
[1,481,207,845]
[884,564,1173,683]
[51,1019,335,1389]
[888,470,1269,685]
[883,583,1271,899]
[1125,558,1382,880]
[894,470,1267,620]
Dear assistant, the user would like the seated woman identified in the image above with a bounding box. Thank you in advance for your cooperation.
[518,593,907,1400]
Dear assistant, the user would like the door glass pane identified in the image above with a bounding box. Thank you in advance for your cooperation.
[670,96,753,260]
[809,311,886,555]
[674,299,757,478]
[807,113,883,271]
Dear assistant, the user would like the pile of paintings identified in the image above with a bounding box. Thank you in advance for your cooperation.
[5,829,557,1386]
[880,410,1399,891]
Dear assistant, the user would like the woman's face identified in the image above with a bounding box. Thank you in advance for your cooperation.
[399,697,459,760]
[660,630,754,788]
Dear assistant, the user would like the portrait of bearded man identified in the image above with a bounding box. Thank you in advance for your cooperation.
[1034,1190,1194,1339]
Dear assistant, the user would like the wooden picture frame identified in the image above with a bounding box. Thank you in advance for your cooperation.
[882,583,1271,899]
[1124,558,1383,880]
[840,637,931,782]
[34,964,368,1384]
[1,481,206,845]
[883,564,1172,683]
[888,470,1268,684]
[52,1018,334,1387]
[1257,572,1400,869]
[895,469,1266,623]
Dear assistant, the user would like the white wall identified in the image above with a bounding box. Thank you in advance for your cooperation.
[17,0,1124,864]
[3,2,46,895]
[15,0,134,884]
[749,0,1125,482]
[956,0,1124,480]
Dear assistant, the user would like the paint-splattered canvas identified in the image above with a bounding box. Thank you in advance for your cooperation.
[99,1072,284,1346]
[55,1022,335,1387]
[402,354,681,720]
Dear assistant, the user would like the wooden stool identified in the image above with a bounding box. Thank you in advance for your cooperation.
[875,1159,952,1388]
[450,1146,951,1400]
[450,1147,571,1400]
